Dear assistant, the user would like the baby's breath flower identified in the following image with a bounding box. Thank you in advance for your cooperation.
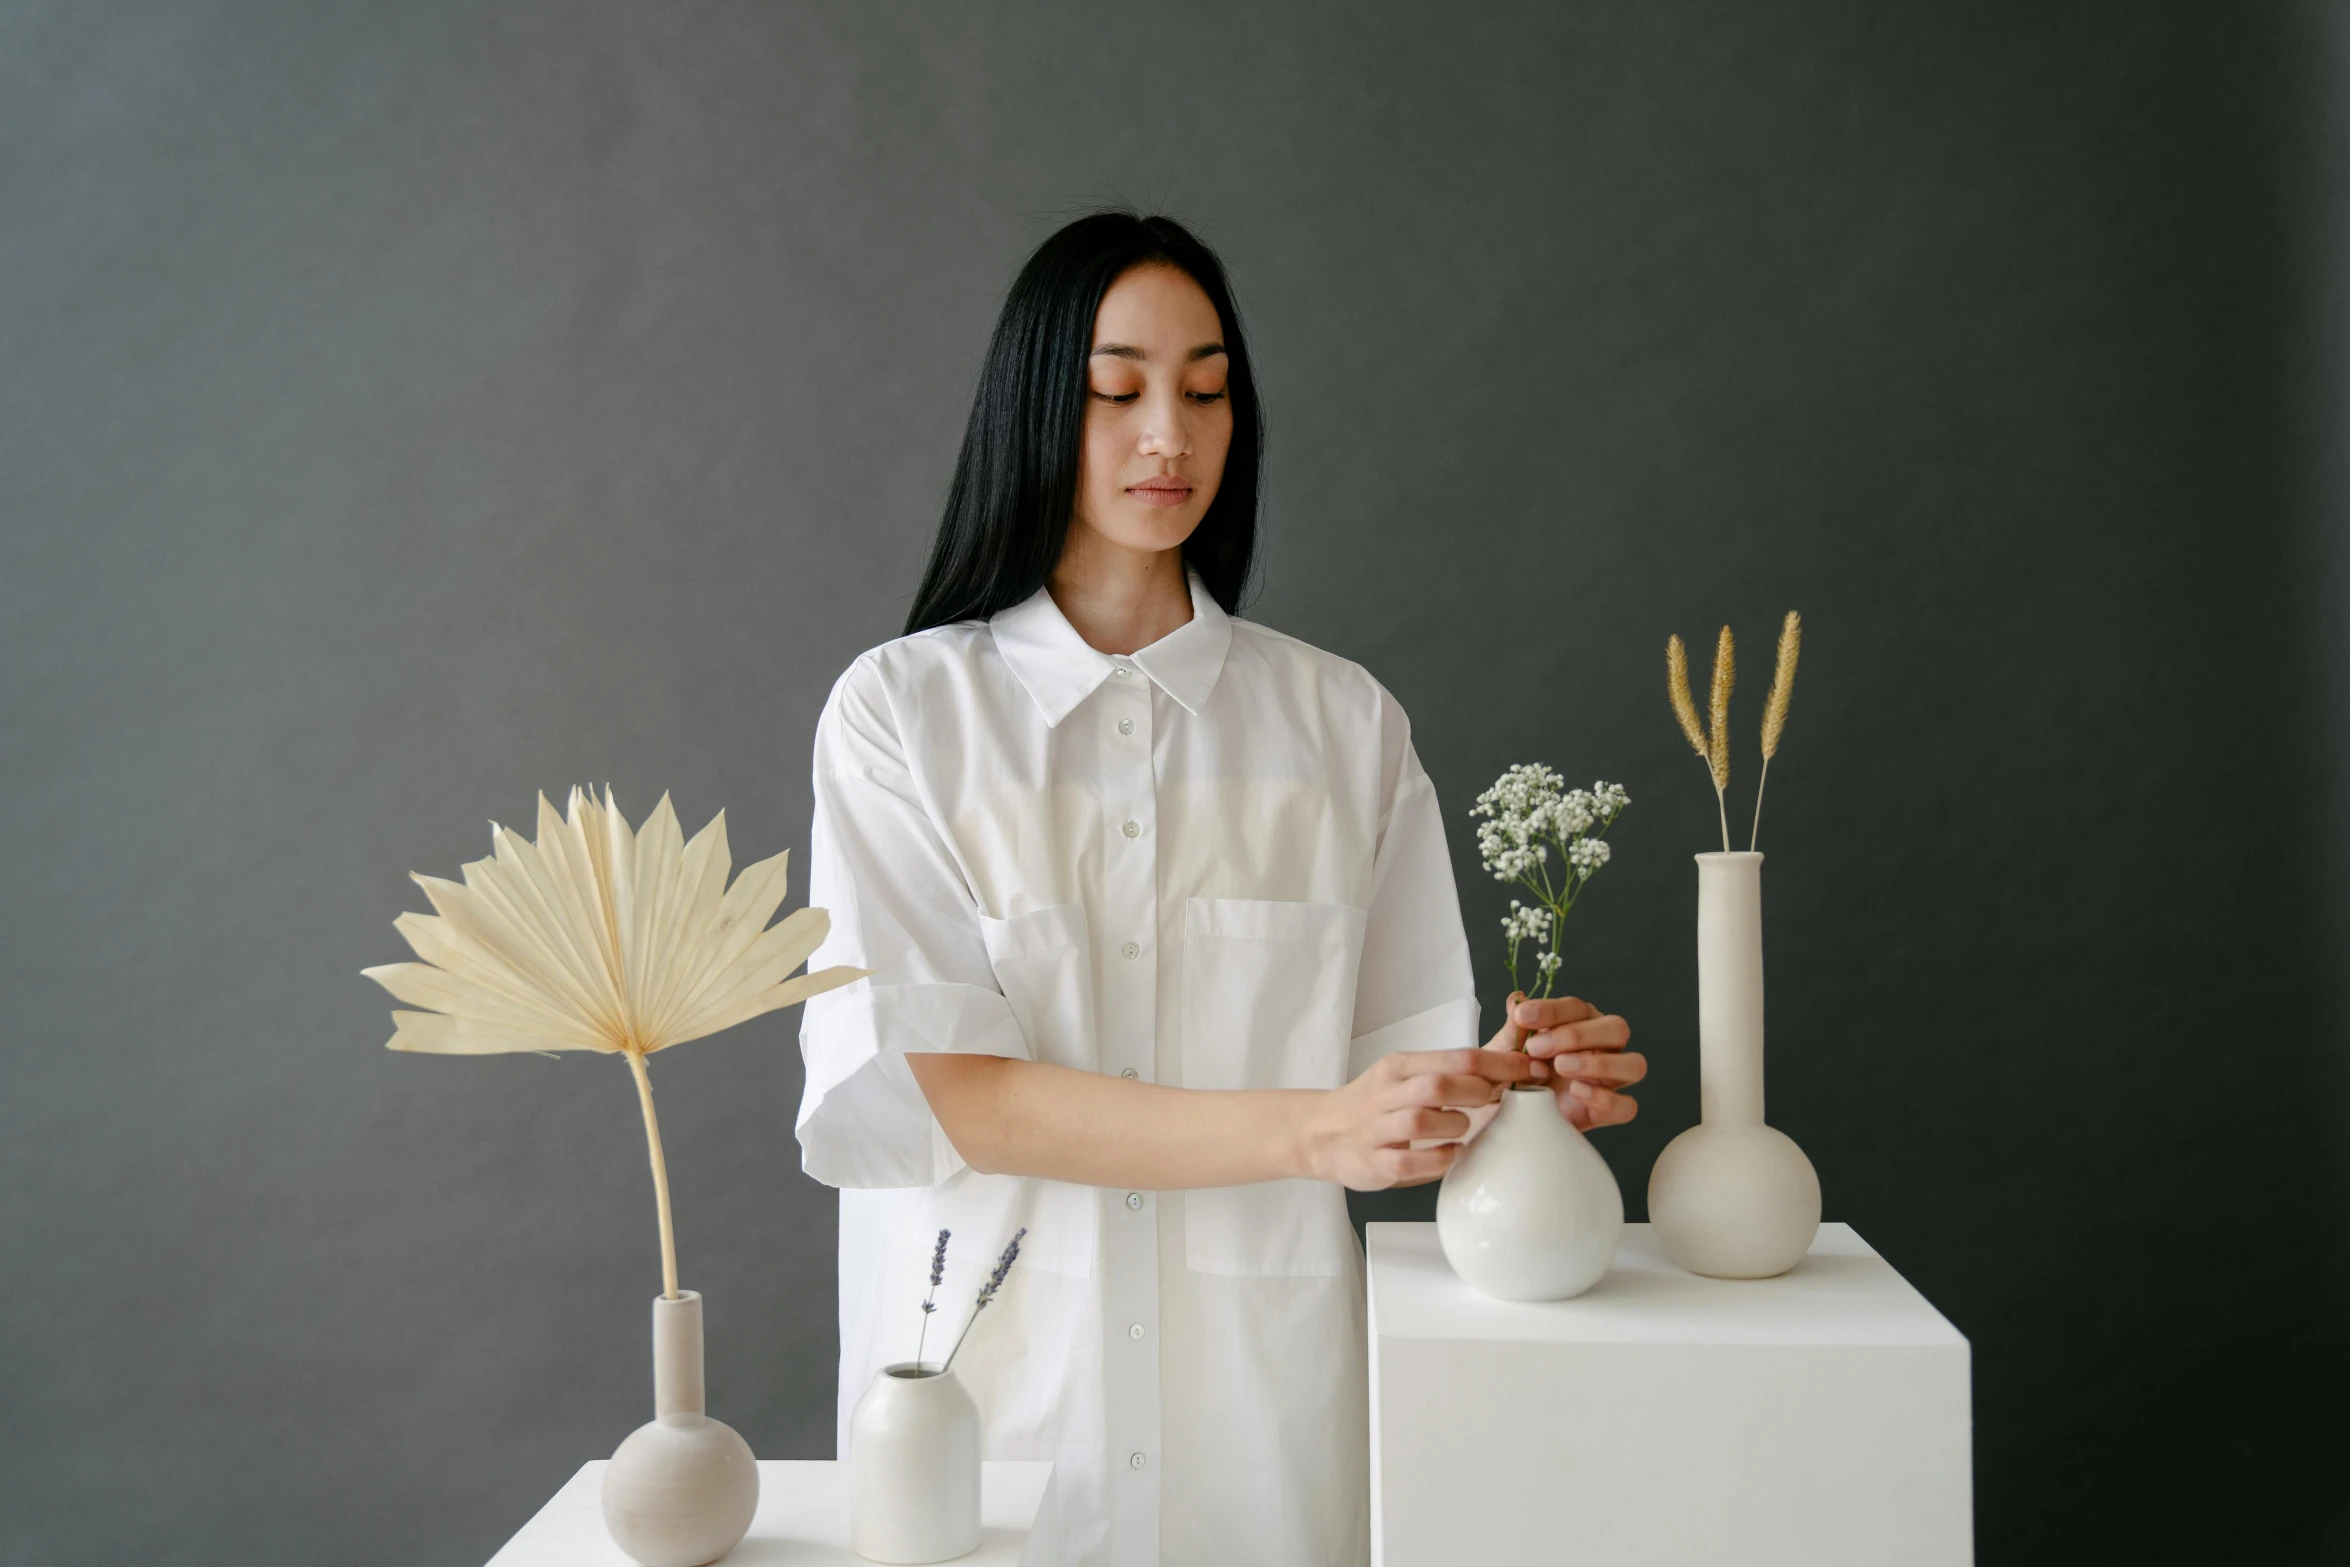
[1500,901,1552,946]
[1472,767,1631,999]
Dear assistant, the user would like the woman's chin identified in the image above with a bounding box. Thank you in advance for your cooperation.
[1086,505,1206,555]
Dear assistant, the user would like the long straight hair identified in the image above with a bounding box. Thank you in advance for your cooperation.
[903,212,1262,634]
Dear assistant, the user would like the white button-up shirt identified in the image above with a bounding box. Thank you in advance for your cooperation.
[796,570,1477,1567]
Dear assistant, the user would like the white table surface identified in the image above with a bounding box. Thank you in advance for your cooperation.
[485,1459,1057,1566]
[1370,1219,1967,1347]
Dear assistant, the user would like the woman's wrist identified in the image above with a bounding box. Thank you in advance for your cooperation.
[1281,1089,1337,1184]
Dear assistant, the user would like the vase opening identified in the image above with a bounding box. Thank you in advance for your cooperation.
[884,1361,945,1379]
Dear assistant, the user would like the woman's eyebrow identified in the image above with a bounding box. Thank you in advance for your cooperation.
[1088,342,1230,361]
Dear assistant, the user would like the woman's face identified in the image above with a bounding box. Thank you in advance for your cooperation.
[1073,264,1233,557]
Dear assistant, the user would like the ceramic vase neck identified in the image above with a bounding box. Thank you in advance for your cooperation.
[1694,852,1766,1127]
[652,1291,706,1420]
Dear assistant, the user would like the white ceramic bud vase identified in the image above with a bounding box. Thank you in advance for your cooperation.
[602,1291,760,1567]
[1436,1082,1623,1300]
[1648,852,1822,1278]
[849,1362,983,1564]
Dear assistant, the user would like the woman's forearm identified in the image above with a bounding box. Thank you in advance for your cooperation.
[905,1052,1320,1189]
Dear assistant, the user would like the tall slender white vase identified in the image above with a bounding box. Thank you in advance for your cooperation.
[850,1362,983,1564]
[1436,1083,1623,1300]
[1648,852,1821,1278]
[602,1291,760,1567]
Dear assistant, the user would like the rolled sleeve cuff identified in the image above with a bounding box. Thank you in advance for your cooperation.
[796,981,1034,1189]
[1347,995,1481,1079]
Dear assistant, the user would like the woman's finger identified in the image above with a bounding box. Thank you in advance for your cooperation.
[1378,1106,1472,1143]
[1386,1047,1546,1086]
[1544,1050,1647,1088]
[1523,1014,1632,1059]
[1510,995,1601,1032]
[1560,1079,1639,1128]
[1376,1143,1460,1188]
[1398,1070,1533,1108]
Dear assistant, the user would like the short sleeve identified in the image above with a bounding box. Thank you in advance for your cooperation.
[1347,690,1480,1076]
[794,656,1032,1189]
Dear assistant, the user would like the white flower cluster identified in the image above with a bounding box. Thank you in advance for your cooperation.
[1474,764,1631,998]
[1500,900,1553,946]
[1567,836,1611,877]
[1471,767,1631,883]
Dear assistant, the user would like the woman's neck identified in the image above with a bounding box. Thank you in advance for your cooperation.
[1048,528,1193,656]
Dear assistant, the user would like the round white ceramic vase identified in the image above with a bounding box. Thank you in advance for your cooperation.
[849,1362,983,1564]
[601,1291,760,1567]
[1647,852,1822,1279]
[1436,1082,1623,1300]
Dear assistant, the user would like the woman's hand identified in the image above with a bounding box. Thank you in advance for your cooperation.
[1495,991,1642,1130]
[1298,1047,1548,1191]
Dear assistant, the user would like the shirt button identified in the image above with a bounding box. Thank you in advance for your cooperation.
[1120,1067,1138,1079]
[1121,820,1140,839]
[1129,1451,1148,1470]
[1126,1192,1144,1211]
[1129,1322,1146,1340]
[1112,665,1131,678]
[1121,941,1140,959]
[1118,718,1134,736]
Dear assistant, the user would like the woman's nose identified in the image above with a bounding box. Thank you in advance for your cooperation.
[1136,390,1193,458]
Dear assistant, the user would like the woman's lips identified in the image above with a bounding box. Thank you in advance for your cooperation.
[1127,479,1193,508]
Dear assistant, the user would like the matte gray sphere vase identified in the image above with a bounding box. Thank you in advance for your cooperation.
[1648,852,1821,1278]
[602,1291,760,1567]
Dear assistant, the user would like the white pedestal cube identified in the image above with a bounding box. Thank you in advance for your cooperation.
[1368,1222,1970,1566]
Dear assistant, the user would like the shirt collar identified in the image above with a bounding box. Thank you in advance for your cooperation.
[990,567,1234,727]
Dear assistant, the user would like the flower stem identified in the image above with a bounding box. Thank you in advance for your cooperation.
[944,1308,980,1372]
[625,1046,680,1301]
[1749,757,1772,852]
[1713,785,1731,854]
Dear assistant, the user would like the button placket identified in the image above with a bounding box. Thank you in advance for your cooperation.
[1094,671,1161,1563]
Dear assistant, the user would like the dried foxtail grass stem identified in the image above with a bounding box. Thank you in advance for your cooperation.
[1667,636,1707,760]
[1705,626,1735,850]
[1751,610,1803,851]
[1667,629,1735,849]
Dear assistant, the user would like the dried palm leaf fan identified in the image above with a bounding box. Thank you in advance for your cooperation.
[365,786,867,1298]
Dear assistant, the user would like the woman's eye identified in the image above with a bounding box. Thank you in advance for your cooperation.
[1091,390,1140,404]
[1187,390,1228,405]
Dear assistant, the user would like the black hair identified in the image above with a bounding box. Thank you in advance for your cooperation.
[903,211,1262,634]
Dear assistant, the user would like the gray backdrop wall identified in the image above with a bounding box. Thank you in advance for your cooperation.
[6,3,2347,1563]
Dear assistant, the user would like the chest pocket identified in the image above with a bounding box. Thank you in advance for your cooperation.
[1181,897,1367,1277]
[945,901,1098,1279]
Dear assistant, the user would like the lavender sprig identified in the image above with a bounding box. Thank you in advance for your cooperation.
[942,1227,1026,1373]
[913,1228,950,1368]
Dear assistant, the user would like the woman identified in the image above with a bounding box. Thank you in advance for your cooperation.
[796,212,1642,1567]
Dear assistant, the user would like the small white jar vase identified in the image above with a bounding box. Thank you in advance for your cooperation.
[602,1291,760,1567]
[1648,852,1822,1278]
[1436,1082,1623,1300]
[849,1362,983,1564]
